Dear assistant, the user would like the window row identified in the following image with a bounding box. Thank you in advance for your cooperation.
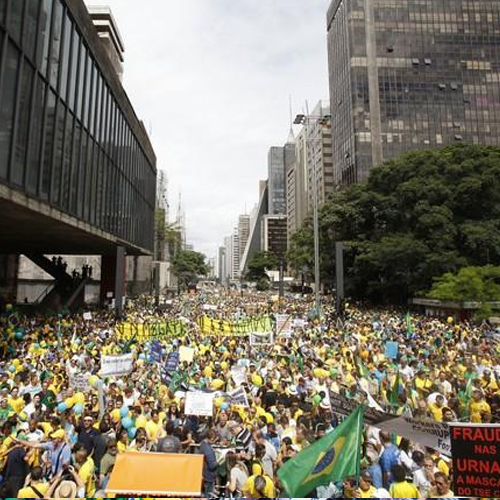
[0,32,156,250]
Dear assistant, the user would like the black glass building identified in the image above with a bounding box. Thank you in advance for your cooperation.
[0,0,156,253]
[327,0,500,186]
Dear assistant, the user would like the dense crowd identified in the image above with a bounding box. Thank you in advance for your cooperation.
[0,291,498,498]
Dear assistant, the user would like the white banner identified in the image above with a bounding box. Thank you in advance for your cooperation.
[229,386,249,407]
[179,346,195,363]
[293,318,306,329]
[376,415,451,456]
[82,312,92,321]
[184,391,214,416]
[231,366,246,387]
[100,353,134,377]
[249,332,274,345]
[276,314,293,337]
[69,372,91,392]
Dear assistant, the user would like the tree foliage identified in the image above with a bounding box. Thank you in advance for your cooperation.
[288,145,500,303]
[428,266,500,302]
[171,250,210,287]
[245,252,278,282]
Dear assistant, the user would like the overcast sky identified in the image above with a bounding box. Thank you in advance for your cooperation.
[89,0,330,257]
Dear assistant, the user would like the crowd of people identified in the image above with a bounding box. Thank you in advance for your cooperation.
[0,291,498,498]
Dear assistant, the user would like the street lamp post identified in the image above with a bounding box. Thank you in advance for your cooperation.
[294,111,331,317]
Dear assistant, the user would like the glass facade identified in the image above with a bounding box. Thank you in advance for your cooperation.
[328,0,500,186]
[0,0,156,251]
[268,143,295,216]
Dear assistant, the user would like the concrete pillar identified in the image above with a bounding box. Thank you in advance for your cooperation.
[335,242,345,317]
[100,246,126,313]
[0,254,19,306]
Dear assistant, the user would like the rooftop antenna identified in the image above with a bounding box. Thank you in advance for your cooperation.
[286,94,295,144]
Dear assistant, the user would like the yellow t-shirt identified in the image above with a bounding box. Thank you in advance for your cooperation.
[242,475,276,498]
[8,397,25,414]
[358,485,377,498]
[429,403,443,422]
[77,456,95,497]
[18,482,50,498]
[145,420,163,442]
[470,400,491,423]
[389,481,421,499]
[117,441,127,453]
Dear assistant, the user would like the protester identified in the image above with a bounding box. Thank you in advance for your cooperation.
[0,292,497,498]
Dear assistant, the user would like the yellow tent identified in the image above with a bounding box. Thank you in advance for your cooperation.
[106,452,203,497]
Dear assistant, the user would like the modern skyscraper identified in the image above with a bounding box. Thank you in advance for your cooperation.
[327,0,500,186]
[305,101,334,214]
[286,101,333,245]
[267,137,295,216]
[237,214,250,265]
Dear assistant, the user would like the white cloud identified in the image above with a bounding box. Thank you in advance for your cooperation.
[92,0,330,256]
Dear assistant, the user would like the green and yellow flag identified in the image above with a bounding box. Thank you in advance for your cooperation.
[277,405,364,497]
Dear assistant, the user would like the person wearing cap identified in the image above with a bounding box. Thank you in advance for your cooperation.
[357,470,377,498]
[469,388,491,422]
[44,465,86,499]
[76,414,99,455]
[15,429,71,477]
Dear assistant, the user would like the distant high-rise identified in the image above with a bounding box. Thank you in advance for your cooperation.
[327,0,500,186]
[237,215,250,265]
[286,101,333,245]
[268,139,295,216]
[217,246,227,282]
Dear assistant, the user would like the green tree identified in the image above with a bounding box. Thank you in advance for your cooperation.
[245,252,278,282]
[289,145,500,303]
[428,266,500,302]
[428,266,500,319]
[171,250,210,288]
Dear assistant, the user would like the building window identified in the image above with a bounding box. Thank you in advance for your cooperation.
[48,0,62,89]
[8,0,24,45]
[0,41,19,180]
[37,0,52,76]
[11,60,34,187]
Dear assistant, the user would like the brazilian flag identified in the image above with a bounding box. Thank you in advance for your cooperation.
[41,390,57,410]
[277,405,364,497]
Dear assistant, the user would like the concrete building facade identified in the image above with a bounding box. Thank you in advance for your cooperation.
[0,0,156,308]
[327,0,500,186]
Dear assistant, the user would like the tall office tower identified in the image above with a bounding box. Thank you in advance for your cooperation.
[327,0,500,186]
[305,100,334,214]
[268,137,295,216]
[237,215,250,264]
[217,246,227,282]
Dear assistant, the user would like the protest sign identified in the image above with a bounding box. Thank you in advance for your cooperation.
[449,423,500,498]
[249,332,274,346]
[376,415,451,456]
[101,353,134,377]
[149,341,163,364]
[69,372,91,392]
[293,318,306,329]
[231,366,246,387]
[385,341,399,359]
[329,392,451,456]
[179,346,195,363]
[164,351,180,372]
[276,314,293,338]
[229,386,249,407]
[115,321,186,341]
[184,391,214,416]
[83,312,92,321]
